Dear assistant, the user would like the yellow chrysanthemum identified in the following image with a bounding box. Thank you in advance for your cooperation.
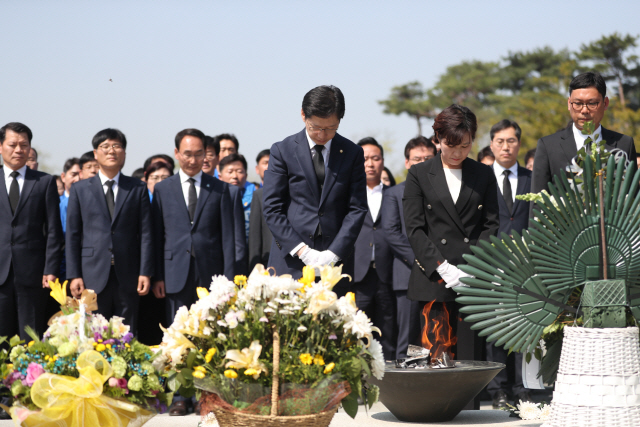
[95,344,106,352]
[324,362,335,374]
[194,366,207,373]
[299,353,313,365]
[28,341,34,347]
[205,348,217,363]
[224,369,238,379]
[345,292,357,309]
[193,370,206,379]
[6,364,13,371]
[313,354,325,366]
[196,287,210,299]
[49,278,69,306]
[244,368,259,377]
[234,275,247,287]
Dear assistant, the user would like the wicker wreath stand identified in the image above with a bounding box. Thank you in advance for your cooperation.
[542,326,640,427]
[210,330,338,427]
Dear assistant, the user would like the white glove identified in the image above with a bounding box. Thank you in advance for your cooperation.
[316,250,340,267]
[300,247,322,267]
[436,260,473,289]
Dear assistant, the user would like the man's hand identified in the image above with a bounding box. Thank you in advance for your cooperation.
[316,250,339,267]
[296,245,309,257]
[137,276,151,296]
[300,247,322,267]
[42,274,57,288]
[153,281,166,299]
[69,278,85,298]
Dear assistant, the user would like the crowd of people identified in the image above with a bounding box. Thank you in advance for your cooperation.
[0,71,636,416]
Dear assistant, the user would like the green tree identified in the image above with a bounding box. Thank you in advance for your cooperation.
[378,82,435,135]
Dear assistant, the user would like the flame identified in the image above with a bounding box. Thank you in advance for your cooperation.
[421,301,457,361]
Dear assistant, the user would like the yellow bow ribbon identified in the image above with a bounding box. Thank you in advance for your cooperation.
[11,350,153,427]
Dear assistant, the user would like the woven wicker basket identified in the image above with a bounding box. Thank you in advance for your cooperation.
[209,330,339,427]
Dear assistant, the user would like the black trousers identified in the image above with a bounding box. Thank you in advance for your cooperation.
[394,290,421,359]
[486,342,526,397]
[353,262,397,360]
[0,265,49,345]
[96,266,140,336]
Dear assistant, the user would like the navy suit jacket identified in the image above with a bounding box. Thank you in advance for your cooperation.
[381,181,414,291]
[263,129,368,279]
[496,165,531,236]
[353,185,392,284]
[0,167,63,287]
[66,174,154,294]
[229,185,248,275]
[152,173,235,293]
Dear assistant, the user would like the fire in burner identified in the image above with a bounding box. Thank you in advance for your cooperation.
[396,345,456,369]
[421,301,457,361]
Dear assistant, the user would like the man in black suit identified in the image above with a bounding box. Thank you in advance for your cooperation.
[263,85,367,294]
[0,122,63,341]
[381,136,435,359]
[487,120,533,408]
[249,150,272,272]
[532,71,636,197]
[66,129,153,335]
[152,128,236,416]
[351,138,395,360]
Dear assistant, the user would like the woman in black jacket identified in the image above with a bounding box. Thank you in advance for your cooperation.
[403,104,499,362]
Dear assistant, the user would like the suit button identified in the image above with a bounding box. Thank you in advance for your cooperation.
[427,204,432,210]
[370,243,373,247]
[464,238,469,243]
[319,212,324,217]
[441,239,447,245]
[373,227,376,230]
[186,250,190,254]
[478,205,483,210]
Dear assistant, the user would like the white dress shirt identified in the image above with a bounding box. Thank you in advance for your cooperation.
[98,170,121,200]
[493,162,519,204]
[178,169,202,209]
[443,168,462,204]
[572,123,602,151]
[367,182,383,260]
[3,164,27,196]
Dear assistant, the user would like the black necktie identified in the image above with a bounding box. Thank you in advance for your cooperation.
[188,178,197,222]
[502,170,513,215]
[8,171,20,215]
[313,145,325,193]
[105,180,115,219]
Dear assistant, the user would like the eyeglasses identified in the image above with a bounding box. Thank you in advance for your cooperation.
[410,156,433,162]
[492,138,519,147]
[148,175,170,182]
[570,101,600,111]
[97,143,124,153]
[307,122,339,134]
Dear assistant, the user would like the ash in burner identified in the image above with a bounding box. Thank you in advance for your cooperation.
[396,345,456,369]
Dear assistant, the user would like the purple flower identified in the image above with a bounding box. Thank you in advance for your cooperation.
[104,339,115,345]
[94,332,103,341]
[122,332,133,343]
[3,371,24,387]
[117,378,128,389]
[329,334,337,340]
[25,363,45,386]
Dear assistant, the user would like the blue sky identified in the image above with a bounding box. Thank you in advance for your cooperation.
[2,0,639,179]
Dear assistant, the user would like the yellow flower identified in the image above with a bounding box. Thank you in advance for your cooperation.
[106,344,112,350]
[345,292,357,309]
[6,364,13,371]
[224,369,238,379]
[205,348,217,363]
[313,354,325,366]
[125,343,130,348]
[196,287,210,299]
[194,366,206,373]
[49,278,69,306]
[299,353,313,365]
[298,266,315,291]
[324,362,335,374]
[96,344,106,352]
[307,288,337,317]
[318,265,351,289]
[234,275,247,287]
[193,370,205,379]
[244,368,259,377]
[28,341,34,347]
[225,341,268,380]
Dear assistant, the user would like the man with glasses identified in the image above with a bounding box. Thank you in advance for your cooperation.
[263,85,367,295]
[66,128,154,336]
[532,72,636,196]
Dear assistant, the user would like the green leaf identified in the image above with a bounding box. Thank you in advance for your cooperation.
[341,391,359,419]
[525,352,532,364]
[186,349,197,368]
[167,372,179,392]
[9,335,23,347]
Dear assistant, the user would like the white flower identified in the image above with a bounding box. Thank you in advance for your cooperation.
[343,311,374,340]
[305,287,337,316]
[200,412,219,427]
[516,400,541,420]
[368,339,385,380]
[539,404,551,421]
[297,326,307,332]
[159,326,196,368]
[172,306,190,331]
[218,333,227,341]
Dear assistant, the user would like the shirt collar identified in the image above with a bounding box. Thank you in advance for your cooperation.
[367,182,384,195]
[573,123,602,143]
[98,170,121,186]
[305,129,332,153]
[178,169,202,184]
[4,164,27,180]
[493,161,518,177]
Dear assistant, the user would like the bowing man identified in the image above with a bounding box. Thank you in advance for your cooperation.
[66,129,154,335]
[263,85,367,294]
[403,105,499,365]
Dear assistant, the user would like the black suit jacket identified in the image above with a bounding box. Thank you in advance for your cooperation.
[229,185,248,275]
[263,129,368,279]
[496,165,531,236]
[353,185,392,284]
[0,167,63,287]
[248,187,272,272]
[532,125,636,196]
[403,154,499,302]
[152,173,235,293]
[66,174,154,294]
[381,181,414,291]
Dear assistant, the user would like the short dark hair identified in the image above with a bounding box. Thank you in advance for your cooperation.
[213,133,239,151]
[30,147,38,159]
[525,148,536,165]
[143,154,174,171]
[404,136,436,160]
[383,166,396,186]
[432,105,477,147]
[219,153,247,172]
[569,72,607,99]
[477,146,495,162]
[144,161,174,181]
[92,128,127,150]
[131,168,145,180]
[302,85,345,120]
[490,119,522,141]
[256,149,270,164]
[0,122,33,144]
[357,137,384,158]
[204,135,220,156]
[79,151,96,168]
[63,157,80,173]
[175,128,206,150]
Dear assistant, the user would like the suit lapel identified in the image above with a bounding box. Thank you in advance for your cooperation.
[193,174,213,227]
[88,175,111,222]
[320,135,346,207]
[13,168,36,218]
[0,170,12,218]
[169,175,191,222]
[294,129,321,203]
[559,126,578,165]
[112,174,132,224]
[427,155,466,234]
[455,159,474,212]
[512,166,529,212]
